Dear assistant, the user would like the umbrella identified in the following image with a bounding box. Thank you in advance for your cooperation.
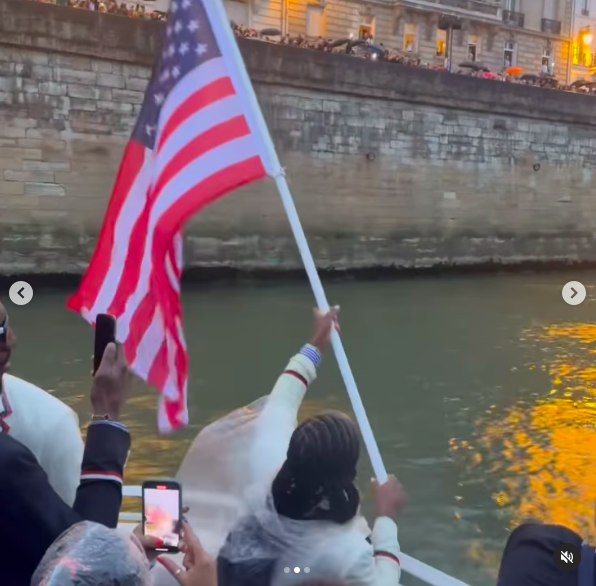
[329,38,352,48]
[259,28,281,37]
[482,71,497,79]
[366,44,385,58]
[458,61,490,72]
[506,66,523,75]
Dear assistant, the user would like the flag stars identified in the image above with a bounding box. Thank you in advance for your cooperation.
[188,20,199,32]
[174,20,183,33]
[171,65,181,79]
[166,25,173,37]
[170,0,177,10]
[167,44,176,57]
[181,0,191,8]
[154,93,165,106]
[159,69,170,83]
[196,43,208,56]
[179,42,189,55]
[145,124,156,137]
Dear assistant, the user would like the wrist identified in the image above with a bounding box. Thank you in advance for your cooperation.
[91,403,121,421]
[300,343,323,367]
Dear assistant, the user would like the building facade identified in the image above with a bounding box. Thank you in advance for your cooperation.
[224,0,574,81]
[569,0,596,80]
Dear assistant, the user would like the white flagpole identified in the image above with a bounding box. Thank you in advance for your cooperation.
[205,3,473,585]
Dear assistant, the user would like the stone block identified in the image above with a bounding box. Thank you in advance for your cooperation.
[0,181,25,195]
[38,81,67,96]
[96,73,125,89]
[125,77,149,92]
[23,160,70,171]
[67,83,112,100]
[50,54,92,71]
[70,97,97,111]
[54,68,97,85]
[0,147,42,160]
[2,127,27,139]
[4,170,54,182]
[112,89,144,104]
[24,182,66,196]
[97,100,133,114]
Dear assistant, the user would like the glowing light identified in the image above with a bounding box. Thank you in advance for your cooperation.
[583,33,593,45]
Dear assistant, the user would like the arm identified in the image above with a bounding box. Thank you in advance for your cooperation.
[73,419,131,528]
[41,409,84,506]
[371,517,402,585]
[342,519,401,586]
[248,345,321,482]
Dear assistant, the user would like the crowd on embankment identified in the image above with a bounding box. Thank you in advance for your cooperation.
[21,0,596,95]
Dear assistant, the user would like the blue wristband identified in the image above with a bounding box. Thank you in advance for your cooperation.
[299,344,322,368]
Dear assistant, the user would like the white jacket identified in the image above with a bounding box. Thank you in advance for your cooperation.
[0,373,84,505]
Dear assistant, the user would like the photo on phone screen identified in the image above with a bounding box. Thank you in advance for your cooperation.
[142,482,181,550]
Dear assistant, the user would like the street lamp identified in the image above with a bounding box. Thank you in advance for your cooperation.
[583,32,593,45]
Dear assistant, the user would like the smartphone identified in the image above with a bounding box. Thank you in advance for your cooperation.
[93,314,116,375]
[142,479,182,553]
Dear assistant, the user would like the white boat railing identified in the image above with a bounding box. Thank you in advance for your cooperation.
[120,485,473,586]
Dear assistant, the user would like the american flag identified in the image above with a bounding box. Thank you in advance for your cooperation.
[68,0,270,432]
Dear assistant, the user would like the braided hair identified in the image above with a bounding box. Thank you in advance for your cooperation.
[271,411,361,524]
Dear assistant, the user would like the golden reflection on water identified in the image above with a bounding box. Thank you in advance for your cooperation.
[452,321,596,575]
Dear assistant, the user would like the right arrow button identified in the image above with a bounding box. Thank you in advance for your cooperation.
[562,281,586,306]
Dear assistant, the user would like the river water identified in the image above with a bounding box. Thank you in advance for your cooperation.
[6,272,596,585]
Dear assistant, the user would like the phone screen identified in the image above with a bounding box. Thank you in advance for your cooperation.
[143,486,181,548]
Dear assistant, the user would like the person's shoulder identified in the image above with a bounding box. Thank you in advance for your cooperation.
[0,430,31,467]
[3,374,73,414]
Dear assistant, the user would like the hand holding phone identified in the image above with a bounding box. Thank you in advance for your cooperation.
[93,314,117,375]
[142,480,183,553]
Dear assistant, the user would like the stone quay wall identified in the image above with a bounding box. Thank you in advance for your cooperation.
[2,0,596,275]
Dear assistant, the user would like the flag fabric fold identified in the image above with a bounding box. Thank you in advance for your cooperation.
[68,0,270,433]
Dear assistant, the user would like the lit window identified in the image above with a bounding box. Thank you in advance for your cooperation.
[358,15,375,41]
[467,34,479,61]
[436,29,446,57]
[403,23,418,52]
[541,47,552,74]
[504,40,516,68]
[224,0,250,27]
[306,5,324,37]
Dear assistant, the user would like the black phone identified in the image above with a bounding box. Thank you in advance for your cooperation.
[93,314,117,375]
[142,479,183,553]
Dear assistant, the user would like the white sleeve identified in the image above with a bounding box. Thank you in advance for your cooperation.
[248,353,318,482]
[40,410,84,506]
[345,518,402,586]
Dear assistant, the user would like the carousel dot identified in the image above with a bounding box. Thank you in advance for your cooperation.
[284,568,290,574]
[294,567,300,573]
[304,568,310,574]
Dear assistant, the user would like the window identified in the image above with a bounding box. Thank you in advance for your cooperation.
[224,0,249,26]
[306,5,324,37]
[467,34,479,61]
[504,40,516,68]
[541,47,552,74]
[403,23,418,52]
[543,0,555,20]
[358,15,375,40]
[436,29,446,57]
[504,0,517,9]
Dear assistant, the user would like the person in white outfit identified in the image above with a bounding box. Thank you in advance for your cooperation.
[0,299,84,505]
[152,307,405,586]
